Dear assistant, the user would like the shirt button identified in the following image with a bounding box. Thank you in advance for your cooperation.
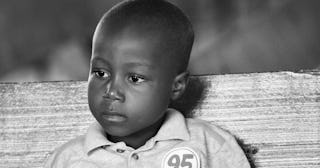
[132,153,139,160]
[116,149,125,153]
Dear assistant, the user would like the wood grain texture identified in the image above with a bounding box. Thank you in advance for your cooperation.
[0,71,319,168]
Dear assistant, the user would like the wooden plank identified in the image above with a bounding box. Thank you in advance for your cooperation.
[0,70,319,168]
[174,71,320,168]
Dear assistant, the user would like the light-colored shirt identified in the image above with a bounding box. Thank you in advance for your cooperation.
[44,108,250,168]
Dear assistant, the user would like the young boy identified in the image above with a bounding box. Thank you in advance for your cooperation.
[45,0,250,167]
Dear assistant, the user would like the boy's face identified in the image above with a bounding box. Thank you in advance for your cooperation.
[88,27,178,137]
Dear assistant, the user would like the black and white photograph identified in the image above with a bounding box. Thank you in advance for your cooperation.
[0,0,319,168]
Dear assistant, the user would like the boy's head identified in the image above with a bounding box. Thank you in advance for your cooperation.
[88,0,194,147]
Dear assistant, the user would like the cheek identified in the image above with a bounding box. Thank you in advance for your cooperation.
[126,83,172,114]
[88,81,103,110]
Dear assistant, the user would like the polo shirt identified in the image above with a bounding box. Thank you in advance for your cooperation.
[44,108,250,168]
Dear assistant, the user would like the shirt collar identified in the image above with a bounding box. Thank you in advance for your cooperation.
[84,122,114,154]
[152,108,190,142]
[84,108,190,154]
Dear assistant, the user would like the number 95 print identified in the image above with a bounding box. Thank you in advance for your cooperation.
[162,147,200,168]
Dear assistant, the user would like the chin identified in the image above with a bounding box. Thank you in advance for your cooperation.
[103,125,134,137]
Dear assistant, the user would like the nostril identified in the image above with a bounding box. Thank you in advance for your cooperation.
[103,91,116,99]
[103,90,124,102]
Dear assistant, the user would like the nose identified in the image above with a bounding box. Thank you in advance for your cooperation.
[104,79,125,102]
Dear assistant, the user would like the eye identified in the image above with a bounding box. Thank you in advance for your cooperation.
[128,74,146,84]
[94,70,110,79]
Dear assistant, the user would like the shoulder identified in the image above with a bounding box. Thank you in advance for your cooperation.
[186,118,233,141]
[185,118,250,167]
[44,135,86,168]
[56,135,86,156]
[185,118,239,151]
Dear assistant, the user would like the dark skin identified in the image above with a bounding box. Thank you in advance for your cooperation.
[88,23,188,149]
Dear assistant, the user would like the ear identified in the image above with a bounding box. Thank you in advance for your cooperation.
[171,71,189,101]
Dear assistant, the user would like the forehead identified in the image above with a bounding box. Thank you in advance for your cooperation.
[92,25,172,65]
[94,21,168,47]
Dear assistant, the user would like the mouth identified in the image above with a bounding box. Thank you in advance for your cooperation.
[102,112,127,123]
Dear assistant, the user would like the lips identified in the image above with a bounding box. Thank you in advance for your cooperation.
[100,102,126,122]
[102,112,127,123]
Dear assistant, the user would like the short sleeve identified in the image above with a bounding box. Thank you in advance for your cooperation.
[209,133,250,168]
[43,144,76,168]
[43,150,59,168]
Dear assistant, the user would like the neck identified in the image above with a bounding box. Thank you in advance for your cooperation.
[107,116,165,149]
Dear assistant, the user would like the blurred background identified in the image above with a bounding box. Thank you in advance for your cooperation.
[0,0,319,82]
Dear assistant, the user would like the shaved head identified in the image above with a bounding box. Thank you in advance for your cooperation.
[93,0,194,73]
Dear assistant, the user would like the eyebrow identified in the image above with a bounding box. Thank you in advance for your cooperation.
[91,57,110,65]
[91,57,155,70]
[124,62,155,70]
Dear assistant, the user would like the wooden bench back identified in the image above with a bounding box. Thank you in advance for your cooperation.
[0,70,319,168]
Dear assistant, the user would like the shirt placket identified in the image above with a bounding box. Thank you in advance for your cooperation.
[127,138,159,168]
